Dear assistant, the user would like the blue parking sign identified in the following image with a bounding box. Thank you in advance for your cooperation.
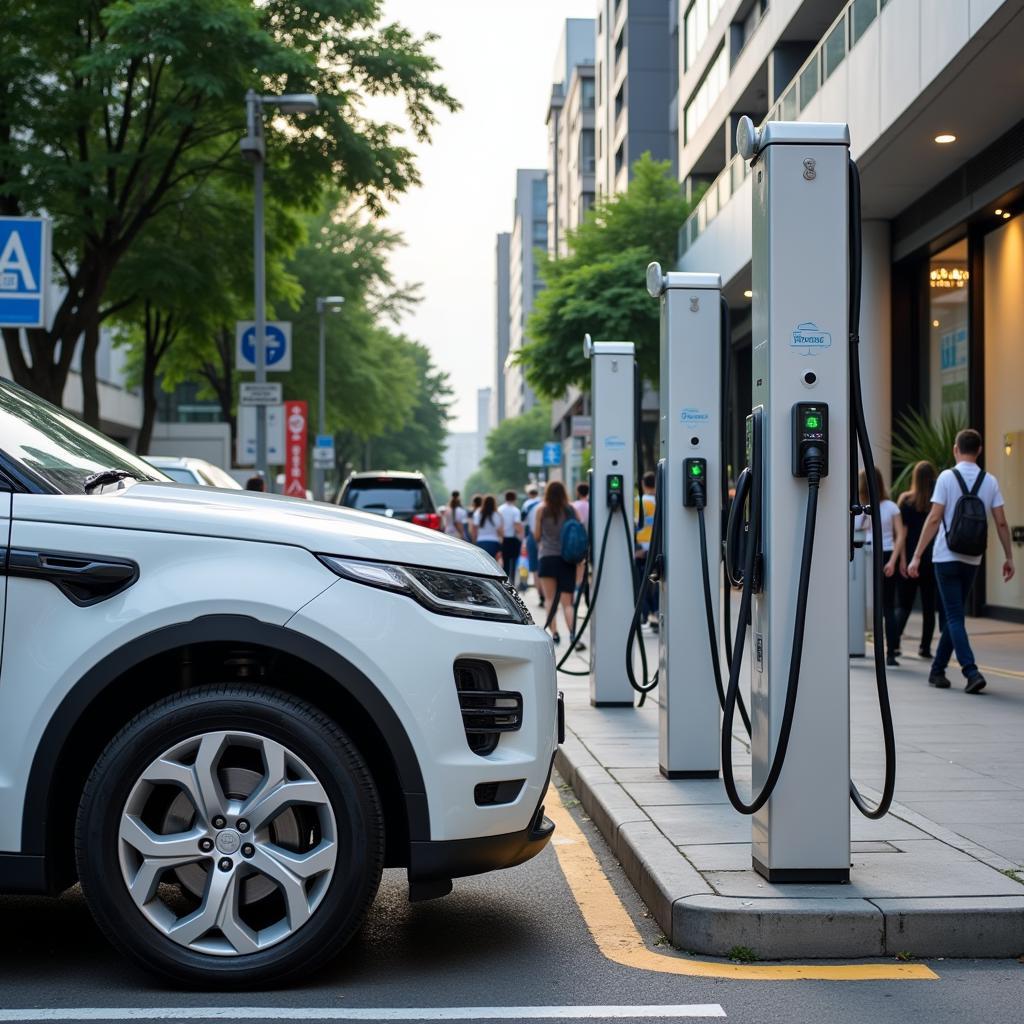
[542,442,562,466]
[0,217,51,328]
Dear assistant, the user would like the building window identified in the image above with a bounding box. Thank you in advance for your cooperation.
[531,177,546,218]
[581,130,596,173]
[581,77,596,110]
[683,45,727,143]
[614,142,625,178]
[928,239,970,425]
[614,83,625,121]
[851,0,878,45]
[823,19,846,80]
[684,0,725,70]
[798,51,820,108]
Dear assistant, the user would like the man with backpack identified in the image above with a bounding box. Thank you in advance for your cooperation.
[908,429,1015,693]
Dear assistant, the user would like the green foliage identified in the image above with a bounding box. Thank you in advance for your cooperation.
[476,403,553,494]
[890,408,966,495]
[0,0,457,407]
[519,155,691,398]
[727,946,758,963]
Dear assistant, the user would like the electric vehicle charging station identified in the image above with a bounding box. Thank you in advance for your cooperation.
[584,334,637,707]
[645,265,724,778]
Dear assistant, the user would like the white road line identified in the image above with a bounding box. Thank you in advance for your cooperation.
[0,1006,726,1021]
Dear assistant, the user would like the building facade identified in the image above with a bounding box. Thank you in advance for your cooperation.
[493,232,511,424]
[677,0,1024,620]
[504,169,548,420]
[546,19,597,258]
[594,0,676,197]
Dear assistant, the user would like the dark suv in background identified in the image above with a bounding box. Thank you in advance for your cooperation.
[336,470,441,530]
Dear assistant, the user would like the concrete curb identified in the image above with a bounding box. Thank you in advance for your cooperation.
[555,743,1024,959]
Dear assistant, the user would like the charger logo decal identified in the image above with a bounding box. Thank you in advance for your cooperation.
[681,407,710,425]
[791,321,832,353]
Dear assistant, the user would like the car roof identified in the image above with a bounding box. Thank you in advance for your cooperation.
[347,470,427,482]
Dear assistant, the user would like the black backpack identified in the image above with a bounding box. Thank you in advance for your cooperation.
[944,469,988,557]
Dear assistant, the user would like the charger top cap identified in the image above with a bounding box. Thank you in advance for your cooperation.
[587,340,635,358]
[646,262,721,297]
[736,117,851,161]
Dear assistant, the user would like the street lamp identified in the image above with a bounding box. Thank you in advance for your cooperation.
[240,89,319,490]
[316,295,345,500]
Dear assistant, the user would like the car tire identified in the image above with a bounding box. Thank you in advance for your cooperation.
[76,685,384,988]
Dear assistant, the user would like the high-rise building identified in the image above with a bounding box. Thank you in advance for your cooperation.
[676,0,1024,620]
[505,169,548,420]
[476,386,492,463]
[594,0,675,197]
[493,233,511,424]
[546,19,597,258]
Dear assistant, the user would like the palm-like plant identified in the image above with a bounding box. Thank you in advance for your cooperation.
[890,408,966,496]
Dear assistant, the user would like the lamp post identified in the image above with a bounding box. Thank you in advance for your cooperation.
[316,296,345,500]
[241,89,319,490]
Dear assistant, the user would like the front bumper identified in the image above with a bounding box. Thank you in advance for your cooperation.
[408,753,556,885]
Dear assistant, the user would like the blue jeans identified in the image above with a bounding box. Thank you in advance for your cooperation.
[933,561,979,678]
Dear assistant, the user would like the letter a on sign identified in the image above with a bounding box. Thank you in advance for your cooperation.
[0,232,36,290]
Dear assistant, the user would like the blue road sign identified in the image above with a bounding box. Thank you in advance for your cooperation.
[0,217,51,328]
[235,320,292,372]
[542,442,562,467]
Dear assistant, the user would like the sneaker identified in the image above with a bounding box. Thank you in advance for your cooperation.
[928,671,951,689]
[894,648,902,657]
[965,673,987,695]
[886,654,899,667]
[918,647,933,659]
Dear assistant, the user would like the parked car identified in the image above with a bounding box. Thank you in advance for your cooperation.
[0,378,556,986]
[336,470,441,530]
[145,455,242,489]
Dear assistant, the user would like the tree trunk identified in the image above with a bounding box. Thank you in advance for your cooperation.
[135,306,159,455]
[80,315,102,427]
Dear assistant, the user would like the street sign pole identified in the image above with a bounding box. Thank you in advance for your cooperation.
[253,138,269,490]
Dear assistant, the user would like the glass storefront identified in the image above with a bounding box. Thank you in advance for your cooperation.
[927,239,970,426]
[982,212,1024,615]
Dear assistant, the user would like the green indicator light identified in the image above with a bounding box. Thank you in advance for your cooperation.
[611,477,621,488]
[690,464,703,476]
[806,415,820,429]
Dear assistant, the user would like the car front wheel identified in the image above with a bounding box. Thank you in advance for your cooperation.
[76,686,384,987]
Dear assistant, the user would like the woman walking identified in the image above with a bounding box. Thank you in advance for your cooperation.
[896,461,939,659]
[471,494,504,560]
[859,468,906,667]
[533,480,581,647]
[441,491,469,540]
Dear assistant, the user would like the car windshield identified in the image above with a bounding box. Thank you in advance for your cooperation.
[160,467,201,485]
[0,378,167,493]
[345,481,429,514]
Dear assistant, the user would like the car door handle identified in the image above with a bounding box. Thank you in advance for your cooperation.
[7,548,139,606]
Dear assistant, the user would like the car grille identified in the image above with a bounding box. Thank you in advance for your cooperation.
[454,659,523,757]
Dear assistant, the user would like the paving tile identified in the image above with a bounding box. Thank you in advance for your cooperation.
[619,778,732,806]
[678,842,752,871]
[647,803,751,845]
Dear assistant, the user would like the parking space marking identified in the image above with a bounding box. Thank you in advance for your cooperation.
[547,785,938,982]
[0,1006,727,1021]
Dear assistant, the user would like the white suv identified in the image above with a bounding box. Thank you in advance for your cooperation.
[0,379,560,986]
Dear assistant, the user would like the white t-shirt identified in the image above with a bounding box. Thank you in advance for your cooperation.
[473,509,502,543]
[442,505,468,537]
[498,502,522,538]
[858,499,901,551]
[931,462,1003,565]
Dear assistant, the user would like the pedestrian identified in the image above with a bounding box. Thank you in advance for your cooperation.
[441,491,469,540]
[571,482,591,604]
[908,429,1015,693]
[533,480,582,647]
[633,471,659,632]
[896,461,939,659]
[498,489,524,585]
[521,485,543,604]
[471,494,504,560]
[858,468,905,666]
[245,473,266,492]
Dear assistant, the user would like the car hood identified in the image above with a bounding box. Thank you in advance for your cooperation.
[35,483,501,575]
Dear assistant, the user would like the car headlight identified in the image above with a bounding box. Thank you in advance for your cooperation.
[319,556,534,625]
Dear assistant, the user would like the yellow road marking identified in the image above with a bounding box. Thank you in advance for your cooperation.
[546,785,937,982]
[865,640,1024,681]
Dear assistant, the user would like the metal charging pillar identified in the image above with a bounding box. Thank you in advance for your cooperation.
[585,335,637,707]
[646,265,723,778]
[741,120,852,881]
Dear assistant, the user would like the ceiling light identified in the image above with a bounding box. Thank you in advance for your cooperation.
[932,319,940,328]
[743,289,753,299]
[995,209,1003,216]
[1003,211,1011,219]
[934,133,957,144]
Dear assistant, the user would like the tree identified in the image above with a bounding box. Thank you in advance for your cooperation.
[0,0,457,417]
[473,403,552,494]
[350,338,453,475]
[518,154,691,399]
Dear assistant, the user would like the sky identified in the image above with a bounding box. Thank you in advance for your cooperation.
[379,0,594,431]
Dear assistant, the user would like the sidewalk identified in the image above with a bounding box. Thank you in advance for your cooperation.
[533,585,1024,959]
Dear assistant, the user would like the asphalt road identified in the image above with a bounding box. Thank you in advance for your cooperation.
[0,774,1019,1023]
